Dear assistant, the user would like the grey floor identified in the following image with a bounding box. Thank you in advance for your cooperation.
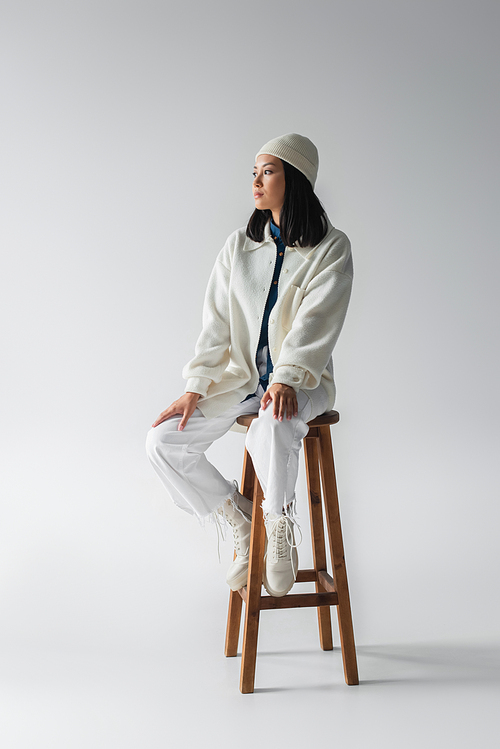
[2,612,498,748]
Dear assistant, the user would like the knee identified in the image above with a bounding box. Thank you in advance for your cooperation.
[145,426,160,459]
[247,408,293,446]
[258,406,297,429]
[145,419,178,458]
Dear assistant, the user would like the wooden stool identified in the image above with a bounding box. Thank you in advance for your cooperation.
[224,409,359,693]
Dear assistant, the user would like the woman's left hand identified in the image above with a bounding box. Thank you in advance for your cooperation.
[260,383,298,421]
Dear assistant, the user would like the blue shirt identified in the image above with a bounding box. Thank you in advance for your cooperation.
[244,219,286,400]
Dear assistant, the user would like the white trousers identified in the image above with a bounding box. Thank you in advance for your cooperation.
[145,383,330,520]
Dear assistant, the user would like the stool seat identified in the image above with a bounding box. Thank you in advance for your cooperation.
[225,407,359,693]
[236,409,340,429]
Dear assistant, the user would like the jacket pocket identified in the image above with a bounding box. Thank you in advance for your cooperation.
[281,284,305,331]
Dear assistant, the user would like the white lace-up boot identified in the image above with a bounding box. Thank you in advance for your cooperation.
[217,481,253,591]
[262,512,299,597]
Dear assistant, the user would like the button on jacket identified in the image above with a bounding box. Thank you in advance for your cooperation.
[183,215,353,420]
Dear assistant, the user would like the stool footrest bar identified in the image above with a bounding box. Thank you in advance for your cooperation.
[317,570,336,593]
[260,592,339,610]
[238,586,338,610]
[295,568,317,583]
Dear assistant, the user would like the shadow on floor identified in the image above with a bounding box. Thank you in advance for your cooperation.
[357,641,500,684]
[236,641,500,692]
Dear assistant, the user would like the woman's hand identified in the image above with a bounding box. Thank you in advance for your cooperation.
[151,392,201,431]
[260,383,298,421]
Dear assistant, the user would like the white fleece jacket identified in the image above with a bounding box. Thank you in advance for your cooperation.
[183,215,353,419]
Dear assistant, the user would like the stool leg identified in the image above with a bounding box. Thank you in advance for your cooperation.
[225,590,242,657]
[318,426,359,686]
[225,449,255,657]
[304,436,333,651]
[240,465,265,694]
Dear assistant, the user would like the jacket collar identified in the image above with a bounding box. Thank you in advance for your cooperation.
[243,215,335,260]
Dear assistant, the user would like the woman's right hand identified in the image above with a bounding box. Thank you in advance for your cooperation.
[151,392,201,431]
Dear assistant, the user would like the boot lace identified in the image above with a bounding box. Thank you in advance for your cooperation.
[211,479,251,560]
[265,511,303,578]
[211,510,227,563]
[226,515,243,555]
[267,516,289,562]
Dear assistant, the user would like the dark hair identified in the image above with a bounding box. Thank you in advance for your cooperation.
[246,159,327,248]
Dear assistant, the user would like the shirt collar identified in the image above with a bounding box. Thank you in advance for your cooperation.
[270,218,281,240]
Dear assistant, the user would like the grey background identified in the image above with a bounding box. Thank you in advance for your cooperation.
[1,1,499,746]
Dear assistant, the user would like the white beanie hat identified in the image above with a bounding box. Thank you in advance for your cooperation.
[255,133,319,188]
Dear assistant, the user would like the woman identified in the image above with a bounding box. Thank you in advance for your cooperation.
[146,133,353,598]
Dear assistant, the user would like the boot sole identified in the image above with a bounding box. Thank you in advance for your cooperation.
[227,565,249,591]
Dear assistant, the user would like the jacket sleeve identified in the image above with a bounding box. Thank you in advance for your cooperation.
[182,252,231,398]
[271,263,353,393]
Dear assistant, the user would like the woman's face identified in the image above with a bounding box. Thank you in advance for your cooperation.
[252,154,285,217]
